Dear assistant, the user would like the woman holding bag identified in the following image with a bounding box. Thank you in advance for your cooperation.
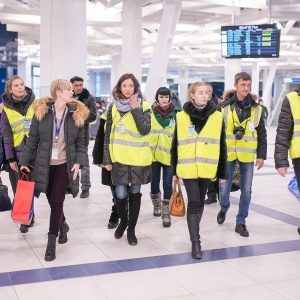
[20,79,89,261]
[170,82,228,259]
[1,75,35,233]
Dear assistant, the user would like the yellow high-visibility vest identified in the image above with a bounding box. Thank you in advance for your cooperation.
[4,105,34,147]
[287,91,300,159]
[149,114,175,165]
[109,102,152,166]
[222,104,262,162]
[176,110,223,179]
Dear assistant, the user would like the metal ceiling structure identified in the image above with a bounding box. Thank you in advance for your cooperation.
[0,0,300,80]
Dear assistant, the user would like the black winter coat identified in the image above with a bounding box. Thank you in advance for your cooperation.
[103,102,152,186]
[92,114,113,187]
[218,90,267,160]
[75,88,97,145]
[19,98,89,198]
[170,100,228,180]
[274,87,300,168]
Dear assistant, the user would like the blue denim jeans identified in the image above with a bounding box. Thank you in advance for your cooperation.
[115,184,141,200]
[219,160,254,225]
[293,164,300,192]
[151,162,172,200]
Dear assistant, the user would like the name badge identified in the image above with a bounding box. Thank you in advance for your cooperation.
[52,148,59,160]
[24,118,31,129]
[119,123,125,134]
[248,122,254,132]
[169,118,175,127]
[188,125,195,136]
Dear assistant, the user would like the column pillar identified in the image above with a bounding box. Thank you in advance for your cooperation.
[111,54,121,93]
[251,62,260,97]
[18,59,32,87]
[40,0,87,97]
[224,59,241,91]
[121,0,142,82]
[179,69,189,103]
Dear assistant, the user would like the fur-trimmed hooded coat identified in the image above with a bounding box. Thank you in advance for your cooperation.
[19,97,89,198]
[217,90,267,160]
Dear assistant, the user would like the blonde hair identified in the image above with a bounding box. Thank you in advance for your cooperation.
[50,79,72,101]
[187,82,207,102]
[4,75,24,98]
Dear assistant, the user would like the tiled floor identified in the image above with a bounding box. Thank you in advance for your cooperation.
[0,126,300,300]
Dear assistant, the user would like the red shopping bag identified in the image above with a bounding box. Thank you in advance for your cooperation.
[11,173,35,225]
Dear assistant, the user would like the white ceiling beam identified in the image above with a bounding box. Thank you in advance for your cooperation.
[0,13,40,24]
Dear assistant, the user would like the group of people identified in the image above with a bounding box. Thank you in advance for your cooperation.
[1,70,299,262]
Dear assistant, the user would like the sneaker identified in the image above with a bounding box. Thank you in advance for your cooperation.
[80,190,89,198]
[107,221,118,229]
[19,215,35,233]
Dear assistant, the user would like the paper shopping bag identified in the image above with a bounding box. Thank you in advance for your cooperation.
[11,174,35,225]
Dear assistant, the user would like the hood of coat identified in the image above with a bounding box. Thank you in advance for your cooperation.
[33,97,90,127]
[222,89,258,103]
[2,86,35,110]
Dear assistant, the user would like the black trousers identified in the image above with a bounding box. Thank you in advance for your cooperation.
[183,178,210,214]
[46,163,69,236]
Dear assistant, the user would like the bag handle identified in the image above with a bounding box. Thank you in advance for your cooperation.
[173,176,182,193]
[20,171,29,181]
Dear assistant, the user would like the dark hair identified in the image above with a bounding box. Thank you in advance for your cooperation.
[70,76,84,83]
[112,73,140,99]
[155,87,171,102]
[234,72,252,84]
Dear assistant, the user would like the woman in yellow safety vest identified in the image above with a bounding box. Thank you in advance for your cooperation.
[1,75,35,233]
[150,87,181,227]
[170,82,228,259]
[103,73,152,246]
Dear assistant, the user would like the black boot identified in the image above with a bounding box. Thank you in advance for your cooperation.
[58,221,69,244]
[45,234,57,261]
[127,193,141,246]
[114,198,128,239]
[108,203,119,229]
[187,208,204,259]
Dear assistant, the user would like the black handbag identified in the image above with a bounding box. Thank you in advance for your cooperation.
[0,177,12,212]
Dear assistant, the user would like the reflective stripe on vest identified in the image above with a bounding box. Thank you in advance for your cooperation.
[149,115,174,165]
[222,104,262,162]
[287,91,300,158]
[109,102,152,166]
[4,105,34,147]
[176,110,223,179]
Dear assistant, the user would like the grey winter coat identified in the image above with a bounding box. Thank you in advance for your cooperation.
[103,102,152,187]
[19,97,89,198]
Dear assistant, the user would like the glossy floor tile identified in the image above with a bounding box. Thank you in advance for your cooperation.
[0,126,300,300]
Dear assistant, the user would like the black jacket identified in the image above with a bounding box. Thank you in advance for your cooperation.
[75,88,97,145]
[92,114,113,187]
[103,102,152,186]
[170,100,228,180]
[274,86,300,168]
[19,98,88,198]
[218,90,267,160]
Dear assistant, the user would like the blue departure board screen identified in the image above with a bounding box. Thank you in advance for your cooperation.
[221,24,280,58]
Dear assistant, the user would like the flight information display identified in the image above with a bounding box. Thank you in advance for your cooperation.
[221,24,280,58]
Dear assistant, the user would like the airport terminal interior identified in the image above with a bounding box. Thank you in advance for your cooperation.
[1,0,300,299]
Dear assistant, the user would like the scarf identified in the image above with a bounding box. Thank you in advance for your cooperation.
[113,93,141,112]
[192,100,207,111]
[153,102,174,120]
[11,91,28,103]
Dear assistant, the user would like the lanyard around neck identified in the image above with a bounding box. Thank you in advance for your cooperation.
[53,104,67,145]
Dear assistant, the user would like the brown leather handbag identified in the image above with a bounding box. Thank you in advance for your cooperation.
[169,176,185,217]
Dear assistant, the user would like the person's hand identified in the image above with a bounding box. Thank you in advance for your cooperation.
[128,95,139,109]
[104,164,112,171]
[96,164,101,167]
[10,161,19,172]
[71,163,80,180]
[20,166,30,173]
[219,179,226,184]
[277,167,288,177]
[255,158,264,170]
